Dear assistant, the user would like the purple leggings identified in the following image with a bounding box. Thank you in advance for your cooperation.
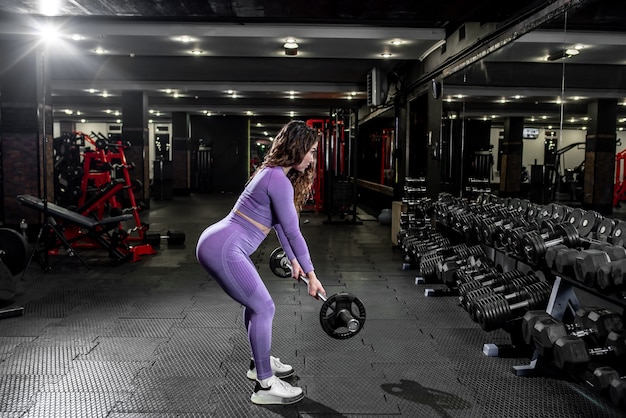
[196,213,275,380]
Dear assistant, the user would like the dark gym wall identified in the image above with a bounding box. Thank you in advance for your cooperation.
[190,115,249,193]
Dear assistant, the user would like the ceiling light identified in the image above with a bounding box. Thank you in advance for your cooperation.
[70,34,84,41]
[40,0,61,16]
[178,36,192,43]
[545,48,579,61]
[190,49,203,55]
[380,52,393,58]
[390,39,403,45]
[284,39,298,56]
[94,47,107,55]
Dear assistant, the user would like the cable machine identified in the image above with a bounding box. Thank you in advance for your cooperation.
[306,108,360,224]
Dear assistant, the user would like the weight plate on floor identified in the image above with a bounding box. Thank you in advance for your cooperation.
[319,292,366,339]
[0,228,29,276]
[269,247,291,278]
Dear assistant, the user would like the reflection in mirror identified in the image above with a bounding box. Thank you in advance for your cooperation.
[440,2,624,209]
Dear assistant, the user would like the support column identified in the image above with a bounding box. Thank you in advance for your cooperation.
[499,117,524,197]
[0,41,52,226]
[172,111,191,195]
[425,87,443,199]
[583,99,617,215]
[121,91,149,206]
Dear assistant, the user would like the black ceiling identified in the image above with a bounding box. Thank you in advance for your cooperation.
[0,0,625,133]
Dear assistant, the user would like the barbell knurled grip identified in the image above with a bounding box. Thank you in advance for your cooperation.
[299,275,327,302]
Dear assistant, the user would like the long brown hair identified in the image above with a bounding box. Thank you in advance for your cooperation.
[256,120,318,210]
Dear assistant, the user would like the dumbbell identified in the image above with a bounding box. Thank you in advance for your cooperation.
[462,273,540,319]
[144,230,186,247]
[465,277,544,322]
[552,331,626,374]
[590,366,625,397]
[522,222,581,267]
[597,259,626,293]
[457,270,526,307]
[473,281,552,331]
[610,375,626,408]
[527,308,624,357]
[544,244,568,270]
[574,243,626,287]
[436,253,492,287]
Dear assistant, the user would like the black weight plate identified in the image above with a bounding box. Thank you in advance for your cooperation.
[578,210,602,238]
[611,221,626,246]
[166,230,186,245]
[566,208,585,229]
[319,292,366,339]
[0,228,29,276]
[596,218,616,242]
[550,204,567,222]
[269,247,291,278]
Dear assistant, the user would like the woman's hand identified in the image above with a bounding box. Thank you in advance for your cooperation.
[290,259,305,280]
[305,272,326,300]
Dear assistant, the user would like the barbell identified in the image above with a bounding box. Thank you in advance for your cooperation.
[268,247,366,339]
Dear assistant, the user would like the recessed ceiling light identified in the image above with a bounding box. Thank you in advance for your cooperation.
[70,34,84,41]
[94,47,107,54]
[380,52,393,58]
[390,39,403,45]
[190,49,204,55]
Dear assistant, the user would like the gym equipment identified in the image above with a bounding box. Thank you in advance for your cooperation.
[552,331,626,372]
[461,273,538,318]
[16,194,137,264]
[473,281,552,331]
[597,259,626,292]
[522,222,581,267]
[268,247,367,339]
[590,366,623,395]
[610,377,626,407]
[299,276,366,339]
[269,247,292,278]
[0,228,31,303]
[144,230,186,247]
[527,308,624,355]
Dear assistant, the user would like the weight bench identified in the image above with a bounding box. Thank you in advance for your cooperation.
[17,194,135,265]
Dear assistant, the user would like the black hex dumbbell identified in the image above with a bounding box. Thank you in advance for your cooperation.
[574,243,626,287]
[552,331,626,375]
[523,307,624,356]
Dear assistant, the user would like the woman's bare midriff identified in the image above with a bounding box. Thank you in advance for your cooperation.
[234,210,271,235]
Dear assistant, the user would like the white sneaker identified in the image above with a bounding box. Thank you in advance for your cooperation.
[246,356,294,380]
[250,375,304,405]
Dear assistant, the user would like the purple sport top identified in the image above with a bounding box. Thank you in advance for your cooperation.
[233,166,314,274]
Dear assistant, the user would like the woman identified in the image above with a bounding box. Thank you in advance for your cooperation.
[196,120,325,405]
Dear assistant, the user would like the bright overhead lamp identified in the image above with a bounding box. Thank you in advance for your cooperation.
[284,38,298,56]
[545,48,580,61]
[380,52,393,58]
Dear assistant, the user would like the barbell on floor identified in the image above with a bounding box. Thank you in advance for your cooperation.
[268,247,366,339]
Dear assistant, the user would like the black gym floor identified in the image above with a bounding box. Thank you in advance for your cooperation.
[1,193,625,417]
